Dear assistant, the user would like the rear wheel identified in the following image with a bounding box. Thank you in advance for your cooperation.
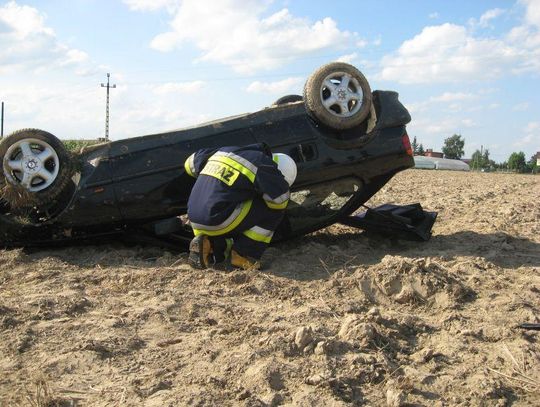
[0,129,74,209]
[304,62,372,130]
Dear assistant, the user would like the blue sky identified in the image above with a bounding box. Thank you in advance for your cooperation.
[1,0,539,162]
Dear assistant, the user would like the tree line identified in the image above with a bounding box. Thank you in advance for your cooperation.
[411,134,538,173]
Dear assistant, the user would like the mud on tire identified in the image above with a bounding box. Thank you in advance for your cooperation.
[0,128,74,209]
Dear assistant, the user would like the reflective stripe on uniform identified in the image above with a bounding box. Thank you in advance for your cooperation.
[213,151,258,181]
[200,160,241,186]
[264,199,289,210]
[191,200,253,236]
[209,156,256,183]
[243,225,274,243]
[263,191,290,210]
[184,153,197,177]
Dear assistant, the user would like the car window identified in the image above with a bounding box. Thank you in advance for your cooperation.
[285,178,361,233]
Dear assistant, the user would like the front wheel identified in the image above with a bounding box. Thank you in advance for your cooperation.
[0,129,74,208]
[304,62,372,130]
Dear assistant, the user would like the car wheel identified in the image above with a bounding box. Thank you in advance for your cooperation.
[272,94,303,106]
[303,62,372,130]
[0,129,74,207]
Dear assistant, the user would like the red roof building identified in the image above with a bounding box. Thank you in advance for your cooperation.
[425,149,444,158]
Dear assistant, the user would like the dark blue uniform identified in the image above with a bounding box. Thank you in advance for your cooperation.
[184,143,289,259]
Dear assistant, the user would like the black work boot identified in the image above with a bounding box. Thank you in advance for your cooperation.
[188,235,213,269]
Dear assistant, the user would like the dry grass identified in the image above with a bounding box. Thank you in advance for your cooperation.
[0,181,36,209]
[22,375,73,407]
[489,344,540,394]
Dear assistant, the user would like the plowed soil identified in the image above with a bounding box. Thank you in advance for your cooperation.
[1,169,539,406]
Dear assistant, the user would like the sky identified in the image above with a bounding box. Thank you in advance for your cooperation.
[0,0,539,162]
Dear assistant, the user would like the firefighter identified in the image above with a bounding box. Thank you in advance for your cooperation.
[184,143,297,270]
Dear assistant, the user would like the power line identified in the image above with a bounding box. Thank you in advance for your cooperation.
[101,73,116,141]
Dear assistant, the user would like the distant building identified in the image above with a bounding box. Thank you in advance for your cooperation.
[414,156,470,171]
[425,148,444,158]
[535,151,540,166]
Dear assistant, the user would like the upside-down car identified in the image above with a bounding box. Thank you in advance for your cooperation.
[0,62,418,247]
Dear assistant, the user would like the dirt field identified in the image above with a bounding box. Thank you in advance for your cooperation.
[0,169,539,406]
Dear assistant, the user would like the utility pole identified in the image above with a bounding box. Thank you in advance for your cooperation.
[100,73,116,141]
[1,102,4,139]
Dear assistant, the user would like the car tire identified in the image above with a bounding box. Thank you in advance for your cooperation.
[303,62,372,130]
[0,128,74,208]
[272,94,303,106]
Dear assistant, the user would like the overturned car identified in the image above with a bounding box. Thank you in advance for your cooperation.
[0,62,429,248]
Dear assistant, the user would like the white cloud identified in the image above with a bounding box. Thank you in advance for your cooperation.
[153,81,206,95]
[511,122,539,148]
[470,8,506,28]
[246,77,302,94]
[140,0,355,73]
[429,12,439,20]
[59,49,89,66]
[380,1,540,85]
[521,0,540,27]
[407,91,477,114]
[379,23,519,84]
[122,0,178,12]
[461,118,476,127]
[0,1,93,75]
[0,1,53,38]
[430,92,476,102]
[1,83,103,138]
[356,39,368,48]
[336,53,358,64]
[423,120,455,135]
[505,0,540,73]
[1,80,216,140]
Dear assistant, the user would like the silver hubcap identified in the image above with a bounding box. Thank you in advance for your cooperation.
[320,72,363,118]
[3,138,60,192]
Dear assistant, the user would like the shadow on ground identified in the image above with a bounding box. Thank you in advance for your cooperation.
[14,230,539,280]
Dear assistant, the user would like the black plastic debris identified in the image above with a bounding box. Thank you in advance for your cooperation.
[518,323,540,331]
[340,203,437,241]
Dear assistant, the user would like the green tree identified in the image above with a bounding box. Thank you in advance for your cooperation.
[526,154,538,173]
[411,137,425,155]
[442,134,465,159]
[482,149,490,167]
[411,136,418,154]
[496,161,508,171]
[508,152,527,173]
[471,150,483,170]
[471,149,492,170]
